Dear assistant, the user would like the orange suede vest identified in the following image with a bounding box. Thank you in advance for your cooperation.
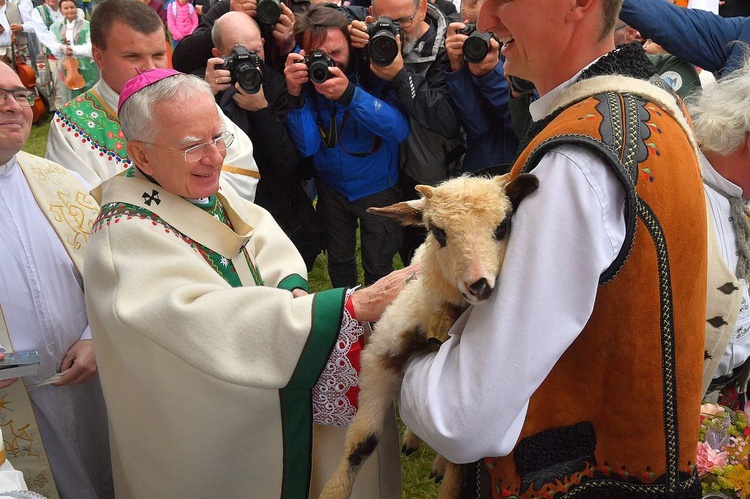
[480,77,706,498]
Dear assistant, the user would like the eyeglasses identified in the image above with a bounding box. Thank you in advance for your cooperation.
[0,88,35,108]
[145,130,235,162]
[614,24,628,31]
[392,7,419,28]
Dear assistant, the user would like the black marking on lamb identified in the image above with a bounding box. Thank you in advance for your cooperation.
[348,434,379,468]
[382,327,438,373]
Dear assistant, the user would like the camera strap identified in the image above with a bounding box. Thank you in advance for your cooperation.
[318,109,382,156]
[317,111,338,148]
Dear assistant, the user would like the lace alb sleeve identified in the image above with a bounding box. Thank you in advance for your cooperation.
[312,288,364,427]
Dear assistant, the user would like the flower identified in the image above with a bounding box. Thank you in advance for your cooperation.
[698,441,728,478]
[700,404,750,497]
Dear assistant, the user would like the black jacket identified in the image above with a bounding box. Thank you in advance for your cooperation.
[172,0,301,75]
[217,65,325,270]
[390,3,463,185]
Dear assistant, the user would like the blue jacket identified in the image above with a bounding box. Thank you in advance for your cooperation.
[287,78,409,202]
[445,63,518,173]
[621,0,750,77]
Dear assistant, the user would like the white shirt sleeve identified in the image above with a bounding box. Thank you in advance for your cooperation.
[398,145,627,464]
[30,8,61,54]
[16,0,35,31]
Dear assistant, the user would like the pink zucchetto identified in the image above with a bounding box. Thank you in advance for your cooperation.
[117,68,182,113]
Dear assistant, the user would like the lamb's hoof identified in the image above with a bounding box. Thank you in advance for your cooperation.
[431,454,448,483]
[401,444,417,456]
[401,428,422,456]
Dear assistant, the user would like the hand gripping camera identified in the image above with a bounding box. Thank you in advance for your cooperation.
[215,45,264,94]
[456,23,497,64]
[304,50,336,84]
[366,17,401,67]
[256,0,281,25]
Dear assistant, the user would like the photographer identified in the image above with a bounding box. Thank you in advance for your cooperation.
[173,0,298,76]
[350,0,462,264]
[284,4,409,291]
[206,11,324,270]
[444,18,517,173]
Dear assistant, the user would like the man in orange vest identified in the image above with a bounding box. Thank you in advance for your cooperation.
[398,0,707,497]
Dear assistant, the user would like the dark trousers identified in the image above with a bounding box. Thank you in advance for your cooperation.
[315,180,402,288]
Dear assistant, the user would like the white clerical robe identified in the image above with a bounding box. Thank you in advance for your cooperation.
[0,155,112,498]
[85,169,399,498]
[45,78,260,201]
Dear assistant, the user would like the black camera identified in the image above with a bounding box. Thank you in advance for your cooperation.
[366,17,401,67]
[256,0,281,25]
[509,75,535,94]
[215,45,264,94]
[457,23,497,64]
[303,50,335,84]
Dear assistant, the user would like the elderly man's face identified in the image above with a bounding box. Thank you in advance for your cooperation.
[478,0,570,95]
[92,22,168,94]
[136,96,226,199]
[0,64,33,165]
[371,0,426,54]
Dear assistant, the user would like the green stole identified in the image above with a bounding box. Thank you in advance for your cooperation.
[95,168,344,498]
[0,152,99,498]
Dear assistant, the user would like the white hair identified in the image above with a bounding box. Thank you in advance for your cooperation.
[119,73,214,142]
[687,48,750,156]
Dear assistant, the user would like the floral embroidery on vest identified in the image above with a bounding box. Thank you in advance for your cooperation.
[55,90,131,166]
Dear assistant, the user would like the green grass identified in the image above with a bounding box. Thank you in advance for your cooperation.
[25,118,439,497]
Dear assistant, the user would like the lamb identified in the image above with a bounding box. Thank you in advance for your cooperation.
[319,173,539,499]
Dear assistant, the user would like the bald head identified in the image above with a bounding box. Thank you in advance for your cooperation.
[212,12,265,59]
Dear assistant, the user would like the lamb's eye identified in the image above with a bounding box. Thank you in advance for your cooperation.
[494,219,509,241]
[430,225,447,247]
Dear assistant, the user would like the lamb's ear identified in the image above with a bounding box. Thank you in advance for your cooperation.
[367,198,426,227]
[504,173,539,211]
[492,173,511,187]
[414,184,436,199]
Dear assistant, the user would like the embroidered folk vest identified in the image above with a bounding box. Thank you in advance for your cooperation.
[480,76,706,498]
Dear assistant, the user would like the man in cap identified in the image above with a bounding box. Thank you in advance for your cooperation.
[85,68,410,497]
[45,0,260,201]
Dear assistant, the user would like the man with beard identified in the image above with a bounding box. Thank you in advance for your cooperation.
[350,0,462,264]
[285,4,409,291]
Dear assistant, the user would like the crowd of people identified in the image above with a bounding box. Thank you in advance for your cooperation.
[1,0,750,496]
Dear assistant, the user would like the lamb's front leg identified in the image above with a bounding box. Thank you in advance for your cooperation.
[318,338,406,499]
[320,322,436,499]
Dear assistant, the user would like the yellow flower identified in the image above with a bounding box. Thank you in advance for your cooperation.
[724,464,750,496]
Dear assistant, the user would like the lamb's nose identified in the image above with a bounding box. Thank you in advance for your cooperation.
[467,278,492,301]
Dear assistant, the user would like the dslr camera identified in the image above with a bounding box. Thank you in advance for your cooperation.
[366,17,401,67]
[256,0,281,25]
[304,50,336,84]
[456,23,497,64]
[509,75,535,94]
[215,45,264,94]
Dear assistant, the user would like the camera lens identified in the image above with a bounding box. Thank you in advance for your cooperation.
[256,0,281,25]
[463,32,491,64]
[309,60,331,84]
[236,63,263,94]
[369,31,399,67]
